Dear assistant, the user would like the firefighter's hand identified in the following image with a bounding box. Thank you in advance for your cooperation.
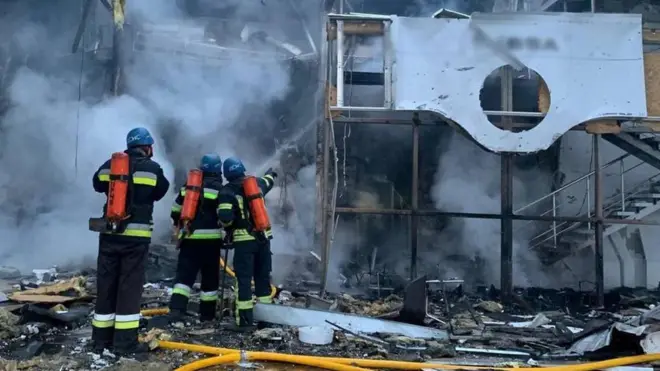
[265,167,278,178]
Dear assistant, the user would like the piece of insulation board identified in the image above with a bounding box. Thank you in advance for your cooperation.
[254,303,448,339]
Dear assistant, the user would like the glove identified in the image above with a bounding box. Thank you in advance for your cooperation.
[265,167,278,178]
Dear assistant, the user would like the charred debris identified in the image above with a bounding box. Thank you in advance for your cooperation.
[3,0,660,370]
[1,255,660,369]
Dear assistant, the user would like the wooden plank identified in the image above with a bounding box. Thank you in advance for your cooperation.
[327,22,384,40]
[585,121,621,134]
[325,84,341,119]
[8,294,83,303]
[644,29,660,43]
[538,78,550,114]
[645,53,660,116]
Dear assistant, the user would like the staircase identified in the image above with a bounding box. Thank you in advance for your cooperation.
[518,153,660,265]
[603,132,660,171]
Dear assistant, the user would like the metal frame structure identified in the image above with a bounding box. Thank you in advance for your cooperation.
[315,5,660,305]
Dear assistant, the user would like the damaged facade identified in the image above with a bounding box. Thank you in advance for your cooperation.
[317,0,660,305]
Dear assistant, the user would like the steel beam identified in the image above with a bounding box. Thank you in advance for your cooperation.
[500,66,514,300]
[410,113,420,280]
[333,207,660,226]
[320,121,332,296]
[111,24,123,95]
[71,0,96,53]
[501,154,514,297]
[330,117,660,134]
[331,116,554,130]
[590,0,604,308]
[317,16,331,296]
[594,134,605,306]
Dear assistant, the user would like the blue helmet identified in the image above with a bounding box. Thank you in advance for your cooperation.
[126,127,155,148]
[200,153,222,173]
[222,157,246,181]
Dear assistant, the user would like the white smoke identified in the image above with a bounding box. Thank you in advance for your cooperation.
[265,165,317,284]
[430,130,554,287]
[0,0,321,272]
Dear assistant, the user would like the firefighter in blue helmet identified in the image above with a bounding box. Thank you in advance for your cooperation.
[217,157,276,331]
[91,127,170,355]
[169,153,225,322]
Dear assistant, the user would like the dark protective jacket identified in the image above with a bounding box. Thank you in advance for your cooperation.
[170,173,225,240]
[92,148,170,242]
[217,174,275,242]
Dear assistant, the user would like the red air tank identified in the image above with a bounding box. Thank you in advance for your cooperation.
[106,152,130,221]
[181,169,203,222]
[243,175,271,232]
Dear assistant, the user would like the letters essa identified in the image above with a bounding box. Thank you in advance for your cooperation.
[503,36,558,51]
[474,32,559,51]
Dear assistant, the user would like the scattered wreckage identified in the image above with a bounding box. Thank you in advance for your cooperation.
[2,258,660,370]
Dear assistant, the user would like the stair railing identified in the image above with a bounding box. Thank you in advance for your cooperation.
[514,153,637,249]
[527,168,660,251]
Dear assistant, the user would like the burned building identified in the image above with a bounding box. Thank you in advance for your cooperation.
[316,0,660,306]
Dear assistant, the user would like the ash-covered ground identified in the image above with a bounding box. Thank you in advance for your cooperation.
[1,247,660,371]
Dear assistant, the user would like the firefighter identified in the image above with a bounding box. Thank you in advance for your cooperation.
[168,153,225,322]
[91,127,170,355]
[217,157,277,331]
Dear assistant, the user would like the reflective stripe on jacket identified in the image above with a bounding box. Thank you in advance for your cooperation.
[170,175,224,240]
[217,175,274,242]
[92,148,170,241]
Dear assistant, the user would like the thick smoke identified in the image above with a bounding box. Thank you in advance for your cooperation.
[329,0,563,289]
[430,130,554,287]
[0,0,321,274]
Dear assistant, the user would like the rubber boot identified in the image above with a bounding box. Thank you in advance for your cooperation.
[199,300,216,322]
[114,329,149,356]
[167,309,187,324]
[91,326,114,353]
[113,328,150,359]
[226,308,256,332]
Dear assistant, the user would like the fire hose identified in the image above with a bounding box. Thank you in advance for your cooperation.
[218,257,278,298]
[174,352,370,371]
[157,340,660,371]
[139,257,277,318]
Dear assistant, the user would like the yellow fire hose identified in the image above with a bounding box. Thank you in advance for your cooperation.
[219,257,278,298]
[140,308,170,316]
[139,258,276,318]
[175,352,372,371]
[158,340,660,371]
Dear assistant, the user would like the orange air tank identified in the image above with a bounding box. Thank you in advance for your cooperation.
[106,152,130,221]
[181,169,203,221]
[243,175,271,232]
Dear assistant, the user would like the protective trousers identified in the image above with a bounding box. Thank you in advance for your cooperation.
[92,238,148,353]
[169,239,221,321]
[233,240,273,327]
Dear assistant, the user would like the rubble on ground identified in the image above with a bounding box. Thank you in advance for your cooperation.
[0,308,19,340]
[2,262,660,369]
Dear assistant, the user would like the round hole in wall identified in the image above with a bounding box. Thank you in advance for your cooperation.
[478,65,549,133]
